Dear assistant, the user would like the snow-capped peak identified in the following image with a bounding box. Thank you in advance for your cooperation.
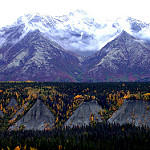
[1,9,150,56]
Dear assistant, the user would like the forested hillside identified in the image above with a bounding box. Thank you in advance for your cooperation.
[0,82,150,129]
[0,82,150,149]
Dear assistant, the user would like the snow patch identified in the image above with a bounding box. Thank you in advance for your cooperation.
[0,37,6,48]
[7,51,27,68]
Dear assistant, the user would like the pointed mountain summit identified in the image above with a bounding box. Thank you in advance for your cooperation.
[0,30,82,82]
[64,100,103,127]
[7,98,18,108]
[108,100,150,127]
[0,109,4,117]
[9,99,55,130]
[83,31,150,82]
[113,30,132,39]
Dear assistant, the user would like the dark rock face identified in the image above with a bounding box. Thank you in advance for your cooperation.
[7,98,18,108]
[64,100,103,127]
[9,100,55,130]
[0,30,82,82]
[108,100,150,127]
[0,109,3,117]
[82,31,150,82]
[127,17,148,33]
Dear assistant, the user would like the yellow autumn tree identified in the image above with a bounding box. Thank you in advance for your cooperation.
[30,147,37,150]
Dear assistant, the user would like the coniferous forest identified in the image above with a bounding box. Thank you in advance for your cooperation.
[0,82,150,150]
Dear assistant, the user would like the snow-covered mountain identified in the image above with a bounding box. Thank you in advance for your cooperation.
[0,10,150,82]
[1,10,150,57]
[0,10,117,56]
[0,10,145,56]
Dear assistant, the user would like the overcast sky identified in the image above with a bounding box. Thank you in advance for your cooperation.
[0,0,150,27]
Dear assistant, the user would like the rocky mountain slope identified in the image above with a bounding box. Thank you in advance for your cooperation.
[0,29,149,82]
[9,100,55,130]
[0,30,82,82]
[64,100,103,127]
[108,100,150,127]
[82,31,150,82]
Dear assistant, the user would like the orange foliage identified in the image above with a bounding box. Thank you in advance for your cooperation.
[144,93,150,96]
[14,146,20,150]
[26,81,33,83]
[58,145,62,150]
[74,95,84,100]
[30,147,37,150]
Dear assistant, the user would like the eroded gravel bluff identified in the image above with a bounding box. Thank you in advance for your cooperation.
[10,100,55,130]
[108,100,150,126]
[64,100,103,127]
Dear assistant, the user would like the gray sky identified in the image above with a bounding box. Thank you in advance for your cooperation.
[0,0,150,27]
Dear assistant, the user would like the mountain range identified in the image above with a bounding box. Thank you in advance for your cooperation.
[0,10,150,82]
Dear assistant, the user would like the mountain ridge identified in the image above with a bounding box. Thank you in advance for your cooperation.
[0,11,150,82]
[0,30,82,82]
[2,11,150,56]
[9,99,55,130]
[82,31,150,82]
